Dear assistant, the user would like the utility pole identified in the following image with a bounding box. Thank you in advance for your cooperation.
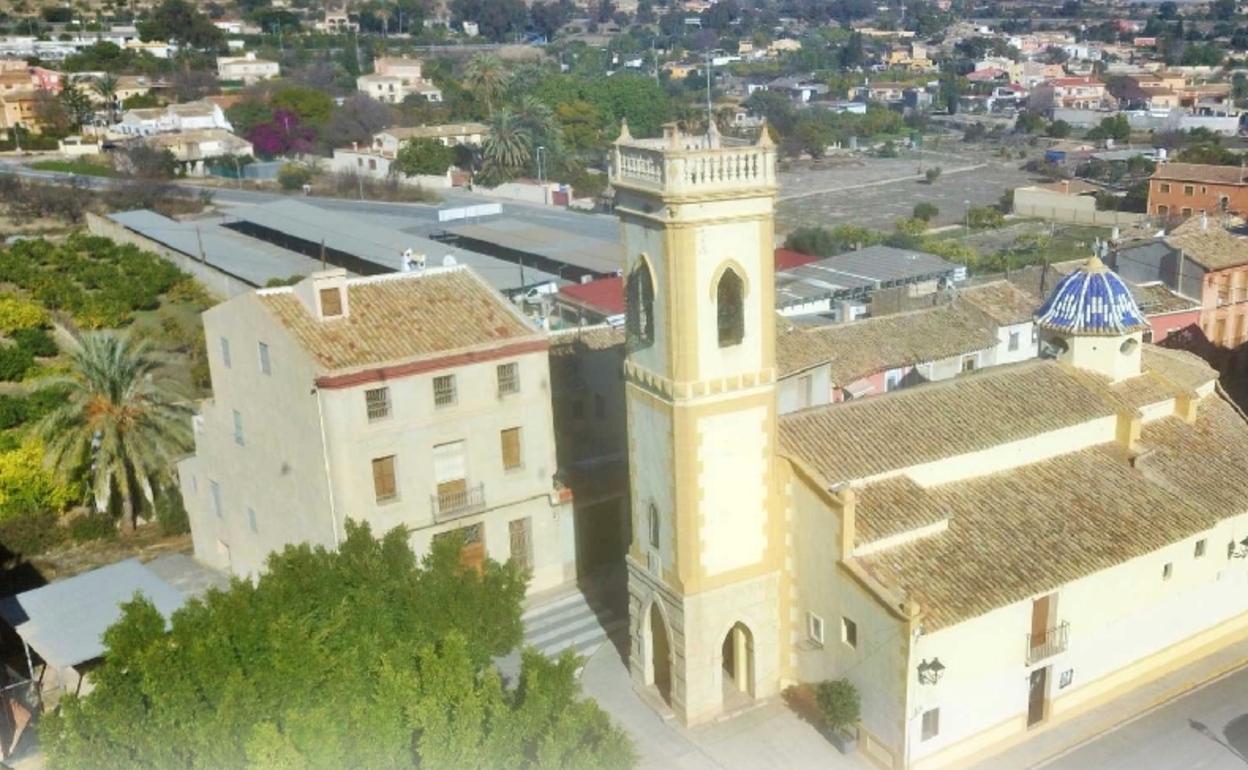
[195,226,206,263]
[320,238,327,269]
[357,171,364,201]
[536,145,546,205]
[705,50,713,136]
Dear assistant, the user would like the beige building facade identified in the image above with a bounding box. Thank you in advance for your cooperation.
[612,122,1248,770]
[179,268,576,593]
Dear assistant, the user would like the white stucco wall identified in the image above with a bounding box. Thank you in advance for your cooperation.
[627,390,675,576]
[699,404,769,576]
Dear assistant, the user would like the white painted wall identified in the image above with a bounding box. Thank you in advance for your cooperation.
[698,405,769,575]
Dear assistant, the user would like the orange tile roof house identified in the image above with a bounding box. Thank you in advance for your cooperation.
[1148,162,1248,222]
[178,267,577,593]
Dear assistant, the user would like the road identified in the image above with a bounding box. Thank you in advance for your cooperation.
[1041,664,1248,770]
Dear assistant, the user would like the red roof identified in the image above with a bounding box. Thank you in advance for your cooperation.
[556,248,819,316]
[774,248,820,270]
[559,276,625,316]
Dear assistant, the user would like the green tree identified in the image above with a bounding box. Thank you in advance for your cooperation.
[1045,120,1072,138]
[463,53,511,115]
[482,108,534,181]
[42,521,635,769]
[37,333,192,535]
[784,225,883,257]
[394,137,455,176]
[270,86,334,127]
[225,98,273,137]
[59,80,95,131]
[137,0,223,50]
[91,72,119,123]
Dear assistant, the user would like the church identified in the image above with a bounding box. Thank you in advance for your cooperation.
[612,123,1248,770]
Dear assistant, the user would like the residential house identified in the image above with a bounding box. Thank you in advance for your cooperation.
[116,99,233,136]
[371,122,488,154]
[316,11,359,32]
[1147,162,1248,221]
[127,129,254,175]
[1033,77,1108,110]
[178,267,577,591]
[216,52,281,84]
[357,56,442,104]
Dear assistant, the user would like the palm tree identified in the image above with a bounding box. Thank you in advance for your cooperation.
[92,72,119,124]
[483,108,533,180]
[463,53,510,116]
[38,333,192,535]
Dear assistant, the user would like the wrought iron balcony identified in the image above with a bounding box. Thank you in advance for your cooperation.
[1026,621,1069,665]
[431,482,486,522]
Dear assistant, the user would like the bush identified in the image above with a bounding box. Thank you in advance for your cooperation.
[0,295,48,334]
[0,511,64,556]
[895,217,929,237]
[13,327,58,358]
[278,163,314,191]
[967,205,1006,230]
[0,344,35,381]
[785,225,883,258]
[0,438,77,518]
[913,202,939,221]
[0,396,27,430]
[814,679,861,732]
[70,514,116,543]
[155,484,190,535]
[924,167,942,184]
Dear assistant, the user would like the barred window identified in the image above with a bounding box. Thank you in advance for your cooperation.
[365,387,391,421]
[497,362,519,396]
[433,375,456,407]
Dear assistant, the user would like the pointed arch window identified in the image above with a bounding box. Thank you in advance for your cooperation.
[717,268,745,348]
[626,261,655,351]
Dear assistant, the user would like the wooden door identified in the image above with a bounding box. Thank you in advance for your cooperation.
[458,523,484,573]
[508,517,532,571]
[1031,595,1050,648]
[1028,667,1048,727]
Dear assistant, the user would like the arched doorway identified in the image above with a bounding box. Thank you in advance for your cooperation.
[721,622,754,708]
[649,602,672,705]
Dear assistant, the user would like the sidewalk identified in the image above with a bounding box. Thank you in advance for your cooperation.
[580,632,873,770]
[966,630,1248,770]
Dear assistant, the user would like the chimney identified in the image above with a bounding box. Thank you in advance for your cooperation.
[1201,211,1208,231]
[294,269,350,321]
[1115,410,1142,452]
[1175,391,1200,423]
[1060,179,1070,194]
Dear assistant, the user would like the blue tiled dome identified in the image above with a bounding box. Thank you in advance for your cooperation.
[1034,256,1147,336]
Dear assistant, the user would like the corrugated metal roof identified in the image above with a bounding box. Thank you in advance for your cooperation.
[108,209,319,287]
[775,245,960,306]
[0,559,186,670]
[444,218,623,274]
[226,200,562,292]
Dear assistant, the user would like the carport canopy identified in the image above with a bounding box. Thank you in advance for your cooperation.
[0,559,186,671]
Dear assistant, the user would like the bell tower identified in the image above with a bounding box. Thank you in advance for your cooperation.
[612,121,785,725]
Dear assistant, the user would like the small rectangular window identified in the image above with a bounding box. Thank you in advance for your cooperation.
[220,337,231,368]
[210,480,221,517]
[961,355,977,373]
[1008,331,1020,352]
[807,612,825,646]
[648,504,660,549]
[496,362,519,396]
[365,387,391,421]
[1184,185,1195,196]
[258,342,270,375]
[433,374,456,407]
[1195,539,1207,558]
[1163,562,1173,580]
[372,455,397,503]
[501,427,522,470]
[319,287,344,317]
[247,507,257,533]
[842,617,858,649]
[921,708,940,741]
[1160,183,1171,193]
[232,410,244,446]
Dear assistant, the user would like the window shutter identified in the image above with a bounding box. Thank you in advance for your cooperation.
[320,287,343,317]
[433,441,466,483]
[500,428,522,470]
[372,456,396,501]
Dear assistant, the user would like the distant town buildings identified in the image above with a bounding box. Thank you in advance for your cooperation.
[216,52,281,84]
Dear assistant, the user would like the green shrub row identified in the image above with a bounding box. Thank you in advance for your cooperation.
[0,385,73,430]
[0,234,184,329]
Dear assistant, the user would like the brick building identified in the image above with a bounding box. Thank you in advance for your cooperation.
[1148,162,1248,222]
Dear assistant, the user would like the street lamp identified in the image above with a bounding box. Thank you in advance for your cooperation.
[536,145,547,205]
[964,199,971,236]
[917,658,945,685]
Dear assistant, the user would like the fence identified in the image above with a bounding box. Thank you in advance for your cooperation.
[1012,186,1146,227]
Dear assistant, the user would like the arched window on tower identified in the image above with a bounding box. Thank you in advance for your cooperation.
[717,268,745,348]
[626,262,655,351]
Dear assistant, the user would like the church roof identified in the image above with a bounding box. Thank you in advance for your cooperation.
[1033,255,1149,336]
[852,397,1248,631]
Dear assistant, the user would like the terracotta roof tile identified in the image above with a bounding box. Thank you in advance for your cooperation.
[851,397,1248,630]
[1152,162,1248,186]
[1164,217,1248,271]
[776,304,999,380]
[958,280,1038,325]
[257,268,538,372]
